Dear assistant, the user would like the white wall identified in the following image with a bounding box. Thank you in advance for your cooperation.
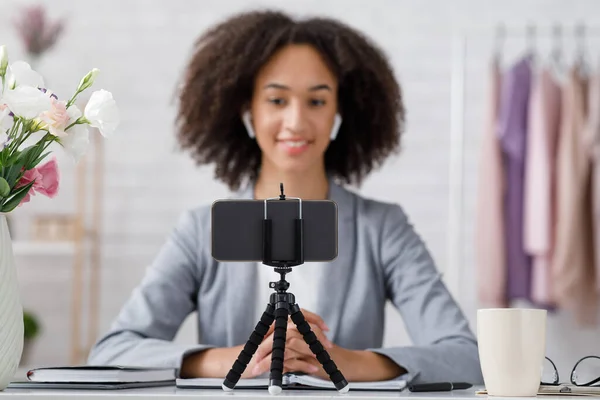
[2,0,599,379]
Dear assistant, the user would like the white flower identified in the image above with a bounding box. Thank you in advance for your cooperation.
[57,105,89,162]
[67,104,82,121]
[84,89,119,137]
[6,61,44,89]
[60,123,90,162]
[3,86,51,119]
[0,106,13,131]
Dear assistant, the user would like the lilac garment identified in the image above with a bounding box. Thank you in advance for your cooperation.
[497,56,533,301]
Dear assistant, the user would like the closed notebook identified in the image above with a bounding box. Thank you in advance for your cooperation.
[539,385,600,397]
[26,366,176,383]
[477,385,600,397]
[8,380,175,390]
[177,373,407,391]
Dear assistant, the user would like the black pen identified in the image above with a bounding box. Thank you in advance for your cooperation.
[408,382,472,392]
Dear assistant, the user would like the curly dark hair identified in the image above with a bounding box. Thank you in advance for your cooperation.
[175,9,405,191]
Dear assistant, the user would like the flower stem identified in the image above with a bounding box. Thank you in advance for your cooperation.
[5,119,23,154]
[66,88,83,109]
[65,116,89,131]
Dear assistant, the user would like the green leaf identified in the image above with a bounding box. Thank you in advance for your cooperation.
[6,149,22,165]
[16,145,41,170]
[0,181,34,213]
[3,144,46,187]
[31,151,51,168]
[23,311,40,339]
[5,160,25,188]
[0,177,9,198]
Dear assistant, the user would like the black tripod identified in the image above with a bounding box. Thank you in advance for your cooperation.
[221,185,349,395]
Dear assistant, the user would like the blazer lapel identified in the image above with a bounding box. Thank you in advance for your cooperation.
[225,260,258,345]
[315,179,356,344]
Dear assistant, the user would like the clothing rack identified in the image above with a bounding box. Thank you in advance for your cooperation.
[447,24,600,304]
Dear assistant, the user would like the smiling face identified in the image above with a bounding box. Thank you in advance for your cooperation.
[249,44,339,176]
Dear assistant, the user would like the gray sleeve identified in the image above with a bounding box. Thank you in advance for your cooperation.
[87,209,213,374]
[368,205,484,384]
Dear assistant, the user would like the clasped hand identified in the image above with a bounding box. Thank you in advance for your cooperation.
[245,308,335,378]
[183,308,403,381]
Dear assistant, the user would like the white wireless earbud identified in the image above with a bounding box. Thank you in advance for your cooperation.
[330,113,342,140]
[244,110,341,140]
[241,110,255,138]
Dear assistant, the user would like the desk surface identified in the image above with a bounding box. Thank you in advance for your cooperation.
[0,386,580,399]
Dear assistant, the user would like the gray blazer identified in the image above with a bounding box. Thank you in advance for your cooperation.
[88,179,483,384]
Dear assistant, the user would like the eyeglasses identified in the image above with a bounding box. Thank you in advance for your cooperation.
[542,356,600,387]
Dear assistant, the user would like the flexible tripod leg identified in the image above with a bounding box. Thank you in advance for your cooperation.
[290,305,350,393]
[222,304,275,391]
[267,304,289,395]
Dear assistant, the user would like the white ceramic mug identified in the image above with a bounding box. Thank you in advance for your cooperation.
[477,308,547,397]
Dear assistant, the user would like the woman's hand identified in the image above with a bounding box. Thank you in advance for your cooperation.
[250,308,406,381]
[180,308,330,379]
[250,308,332,376]
[181,307,405,381]
[251,323,333,375]
[308,347,407,382]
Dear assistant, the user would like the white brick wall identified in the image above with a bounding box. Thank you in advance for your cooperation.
[2,0,599,378]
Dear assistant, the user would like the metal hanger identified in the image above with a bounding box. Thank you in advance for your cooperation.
[525,23,538,70]
[549,23,565,77]
[526,24,536,56]
[493,23,505,65]
[575,23,589,75]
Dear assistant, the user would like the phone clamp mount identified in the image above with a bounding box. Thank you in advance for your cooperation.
[221,183,349,395]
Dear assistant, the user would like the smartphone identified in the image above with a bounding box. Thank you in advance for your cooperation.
[211,199,337,263]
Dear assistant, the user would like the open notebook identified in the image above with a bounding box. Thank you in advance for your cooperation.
[177,373,407,391]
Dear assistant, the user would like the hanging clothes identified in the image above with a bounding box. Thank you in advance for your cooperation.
[552,66,597,326]
[476,58,507,307]
[497,56,533,302]
[583,72,600,295]
[523,68,562,307]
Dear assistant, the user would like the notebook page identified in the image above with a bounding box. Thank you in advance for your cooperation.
[290,374,407,390]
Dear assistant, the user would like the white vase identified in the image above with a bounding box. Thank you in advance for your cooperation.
[0,214,24,390]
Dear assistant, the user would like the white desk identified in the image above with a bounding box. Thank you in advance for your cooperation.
[0,387,580,400]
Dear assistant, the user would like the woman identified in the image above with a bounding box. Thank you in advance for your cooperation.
[88,9,483,384]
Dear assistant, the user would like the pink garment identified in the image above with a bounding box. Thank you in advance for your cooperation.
[523,69,562,306]
[552,67,597,326]
[583,73,600,293]
[476,59,507,307]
